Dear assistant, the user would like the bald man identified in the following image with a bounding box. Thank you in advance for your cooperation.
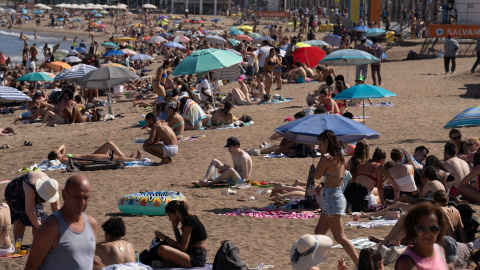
[25,175,104,270]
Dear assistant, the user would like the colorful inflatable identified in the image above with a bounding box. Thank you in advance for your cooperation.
[118,191,187,216]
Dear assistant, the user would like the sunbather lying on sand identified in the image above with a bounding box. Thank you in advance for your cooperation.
[47,141,142,164]
[268,180,309,201]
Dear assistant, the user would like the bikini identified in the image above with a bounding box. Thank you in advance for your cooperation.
[357,164,379,184]
[171,121,184,138]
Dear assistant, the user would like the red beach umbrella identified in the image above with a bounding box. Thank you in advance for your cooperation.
[292,47,326,68]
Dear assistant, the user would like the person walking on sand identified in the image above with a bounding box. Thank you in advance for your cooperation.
[471,38,480,73]
[444,34,459,74]
[25,175,101,270]
[193,137,252,187]
[142,112,178,165]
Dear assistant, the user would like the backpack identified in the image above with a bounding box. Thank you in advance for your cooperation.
[406,50,418,60]
[213,240,247,270]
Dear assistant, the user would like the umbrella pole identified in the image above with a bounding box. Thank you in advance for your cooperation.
[107,88,114,116]
[363,98,365,125]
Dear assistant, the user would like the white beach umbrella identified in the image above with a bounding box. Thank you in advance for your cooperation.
[143,4,156,9]
[0,86,32,102]
[94,4,104,9]
[71,4,78,8]
[55,3,64,7]
[35,4,45,8]
[41,6,52,10]
[54,64,98,81]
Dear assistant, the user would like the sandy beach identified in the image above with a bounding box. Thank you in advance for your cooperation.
[1,11,480,270]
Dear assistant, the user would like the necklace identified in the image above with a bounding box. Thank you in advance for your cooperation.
[114,240,124,252]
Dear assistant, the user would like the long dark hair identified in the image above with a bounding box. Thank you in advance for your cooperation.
[318,130,345,164]
[358,248,382,270]
[165,200,192,222]
[351,141,369,179]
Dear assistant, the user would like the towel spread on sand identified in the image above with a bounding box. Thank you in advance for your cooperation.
[154,263,213,270]
[219,207,318,219]
[259,98,293,105]
[332,237,407,250]
[182,99,206,126]
[360,102,394,107]
[0,180,11,184]
[263,152,321,158]
[199,121,254,130]
[346,219,398,229]
[130,135,205,144]
[22,158,153,171]
[101,262,153,270]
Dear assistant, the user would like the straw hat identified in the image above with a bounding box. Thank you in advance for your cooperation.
[290,234,333,270]
[35,177,59,203]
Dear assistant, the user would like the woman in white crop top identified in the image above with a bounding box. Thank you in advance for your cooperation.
[388,148,418,202]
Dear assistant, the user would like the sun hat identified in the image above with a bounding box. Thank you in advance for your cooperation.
[290,234,333,270]
[35,176,59,203]
[237,75,245,82]
[443,236,458,263]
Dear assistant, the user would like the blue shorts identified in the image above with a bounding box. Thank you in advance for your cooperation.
[274,67,283,73]
[321,187,346,216]
[20,111,33,119]
[226,175,246,185]
[296,77,305,83]
[245,66,255,76]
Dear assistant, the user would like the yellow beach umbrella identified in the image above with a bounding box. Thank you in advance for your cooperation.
[114,37,136,42]
[296,42,312,48]
[101,63,127,68]
[235,25,253,32]
[287,22,300,26]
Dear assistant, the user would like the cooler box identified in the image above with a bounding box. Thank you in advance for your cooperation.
[386,31,395,42]
[326,23,333,32]
[319,24,327,32]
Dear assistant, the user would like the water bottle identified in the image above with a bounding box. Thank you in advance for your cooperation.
[135,251,139,262]
[14,236,22,254]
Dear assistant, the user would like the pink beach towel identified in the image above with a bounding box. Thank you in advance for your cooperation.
[219,207,318,219]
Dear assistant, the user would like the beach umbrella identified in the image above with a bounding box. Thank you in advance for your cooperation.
[318,49,379,82]
[0,86,32,102]
[17,72,54,82]
[101,42,119,49]
[228,39,241,46]
[100,10,108,14]
[302,40,330,46]
[56,18,64,21]
[73,18,82,22]
[274,114,380,144]
[78,66,139,115]
[91,10,98,13]
[94,14,103,18]
[235,25,253,32]
[45,61,72,72]
[33,10,43,15]
[323,35,342,47]
[95,21,102,24]
[163,32,172,36]
[205,35,226,45]
[352,26,370,32]
[190,19,203,24]
[163,42,185,49]
[142,4,156,9]
[20,8,27,14]
[364,28,387,37]
[54,64,98,81]
[89,22,99,26]
[252,36,274,42]
[248,32,260,38]
[264,25,272,29]
[157,15,168,20]
[7,8,15,13]
[41,6,52,10]
[230,30,244,35]
[97,24,107,28]
[101,63,127,68]
[21,16,30,20]
[234,35,252,42]
[147,36,166,43]
[63,56,82,63]
[333,84,396,123]
[296,42,312,48]
[53,50,68,61]
[170,35,190,43]
[444,106,480,129]
[228,26,238,31]
[226,49,242,56]
[120,49,137,55]
[293,47,326,68]
[130,54,154,61]
[102,50,125,57]
[172,48,242,76]
[212,18,221,22]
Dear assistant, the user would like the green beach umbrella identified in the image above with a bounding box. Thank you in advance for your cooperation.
[53,50,68,61]
[172,48,242,76]
[17,72,54,82]
[101,42,119,49]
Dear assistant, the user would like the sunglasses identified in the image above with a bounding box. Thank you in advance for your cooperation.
[415,224,440,234]
[467,143,475,146]
[452,135,462,140]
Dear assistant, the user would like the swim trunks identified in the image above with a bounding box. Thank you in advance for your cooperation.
[225,175,246,185]
[20,111,33,119]
[0,245,14,257]
[163,145,178,158]
[296,77,306,83]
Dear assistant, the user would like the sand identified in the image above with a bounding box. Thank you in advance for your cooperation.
[1,11,480,270]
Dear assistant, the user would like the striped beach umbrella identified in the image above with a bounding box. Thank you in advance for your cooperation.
[54,64,98,81]
[0,86,32,102]
[444,106,480,129]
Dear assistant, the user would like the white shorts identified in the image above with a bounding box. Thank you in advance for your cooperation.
[163,145,178,158]
[0,245,14,257]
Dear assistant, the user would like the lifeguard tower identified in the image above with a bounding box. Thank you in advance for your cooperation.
[421,0,480,56]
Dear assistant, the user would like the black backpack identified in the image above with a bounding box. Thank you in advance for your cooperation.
[213,240,247,270]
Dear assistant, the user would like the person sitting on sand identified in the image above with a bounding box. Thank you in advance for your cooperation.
[352,147,387,207]
[311,66,324,82]
[307,76,334,106]
[286,62,307,83]
[203,101,234,127]
[143,112,178,165]
[179,97,206,130]
[48,141,142,164]
[449,129,470,156]
[193,137,252,187]
[443,142,471,194]
[316,89,339,114]
[0,127,15,136]
[166,102,184,140]
[387,148,418,202]
[459,137,480,165]
[457,152,480,203]
[94,217,135,267]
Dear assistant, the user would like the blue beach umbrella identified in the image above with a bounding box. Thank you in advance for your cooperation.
[164,32,172,36]
[364,28,387,37]
[20,8,27,14]
[0,86,32,102]
[323,34,342,47]
[163,42,186,49]
[33,11,43,15]
[91,10,98,13]
[102,50,125,57]
[444,106,480,129]
[275,114,380,144]
[21,16,30,20]
[212,18,221,22]
[101,42,119,49]
[74,47,88,53]
[228,26,237,31]
[333,84,396,123]
[303,40,329,46]
[352,25,370,32]
[230,30,244,35]
[17,72,54,82]
[95,21,102,24]
[228,38,241,46]
[319,49,379,66]
[56,18,64,21]
[172,48,242,76]
[73,18,82,22]
[174,20,181,24]
[94,14,103,18]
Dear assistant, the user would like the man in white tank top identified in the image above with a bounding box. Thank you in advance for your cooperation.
[25,175,102,270]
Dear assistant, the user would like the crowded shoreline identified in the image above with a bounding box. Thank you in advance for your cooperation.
[1,4,480,270]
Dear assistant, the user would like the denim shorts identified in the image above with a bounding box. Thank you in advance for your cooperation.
[245,66,255,76]
[226,175,246,185]
[321,187,346,216]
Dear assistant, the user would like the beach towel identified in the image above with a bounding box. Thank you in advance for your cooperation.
[263,151,321,158]
[130,135,205,144]
[23,158,153,171]
[101,262,153,270]
[219,207,318,219]
[346,219,398,229]
[200,121,253,130]
[353,116,373,119]
[0,180,11,184]
[182,99,206,127]
[332,237,407,250]
[360,102,394,107]
[259,98,293,105]
[0,253,27,258]
[192,180,277,189]
[154,263,212,270]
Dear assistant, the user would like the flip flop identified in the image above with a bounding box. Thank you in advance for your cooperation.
[17,167,31,172]
[0,144,9,149]
[23,141,33,146]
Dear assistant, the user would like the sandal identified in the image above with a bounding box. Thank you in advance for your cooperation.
[23,141,33,147]
[0,144,10,149]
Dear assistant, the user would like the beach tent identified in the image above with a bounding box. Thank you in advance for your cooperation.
[211,64,245,81]
[0,86,32,103]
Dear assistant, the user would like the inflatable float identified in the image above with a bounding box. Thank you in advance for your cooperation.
[118,191,187,216]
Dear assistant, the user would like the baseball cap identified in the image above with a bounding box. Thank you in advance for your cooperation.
[448,33,452,38]
[224,136,240,148]
[237,75,245,82]
[360,36,367,42]
[355,75,364,82]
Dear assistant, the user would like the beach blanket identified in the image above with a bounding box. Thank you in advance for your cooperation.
[219,207,318,219]
[199,121,253,130]
[22,158,153,171]
[360,102,394,107]
[130,135,205,144]
[346,219,398,229]
[332,237,378,250]
[182,99,206,127]
[154,263,212,270]
[0,180,11,184]
[263,151,321,158]
[102,262,152,270]
[353,116,373,119]
[259,98,293,105]
[0,253,28,258]
[192,180,277,188]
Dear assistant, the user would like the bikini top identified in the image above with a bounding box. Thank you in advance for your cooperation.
[357,163,379,183]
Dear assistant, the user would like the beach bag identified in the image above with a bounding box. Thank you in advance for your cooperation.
[213,240,247,270]
[406,50,418,60]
